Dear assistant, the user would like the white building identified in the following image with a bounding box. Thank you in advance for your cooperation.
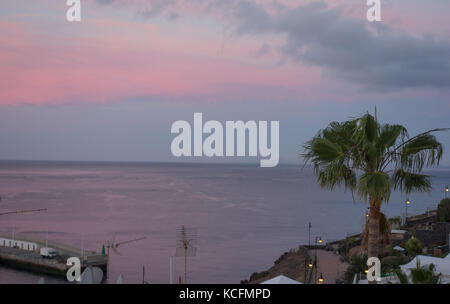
[0,237,39,252]
[260,275,303,284]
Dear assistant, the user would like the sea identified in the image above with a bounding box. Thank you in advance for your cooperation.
[0,161,448,284]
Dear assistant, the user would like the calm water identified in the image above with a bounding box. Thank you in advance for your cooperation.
[0,161,448,284]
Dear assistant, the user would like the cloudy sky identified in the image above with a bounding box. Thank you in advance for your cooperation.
[0,0,449,165]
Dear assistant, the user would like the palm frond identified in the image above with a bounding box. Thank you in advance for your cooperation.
[315,162,357,192]
[381,128,449,171]
[358,171,391,202]
[392,169,431,194]
[398,133,444,172]
[356,113,378,143]
[377,125,408,169]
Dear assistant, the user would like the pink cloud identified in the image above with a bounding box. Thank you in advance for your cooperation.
[3,1,445,107]
[0,18,325,106]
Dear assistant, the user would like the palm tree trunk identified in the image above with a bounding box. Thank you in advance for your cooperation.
[367,198,381,284]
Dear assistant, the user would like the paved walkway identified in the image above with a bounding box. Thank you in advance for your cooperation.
[309,249,349,284]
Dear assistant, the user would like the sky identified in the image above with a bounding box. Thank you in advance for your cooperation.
[0,0,449,165]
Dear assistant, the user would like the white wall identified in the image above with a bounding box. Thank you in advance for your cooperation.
[0,237,38,252]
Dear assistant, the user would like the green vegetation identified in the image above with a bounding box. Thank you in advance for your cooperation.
[341,236,359,256]
[392,260,440,284]
[437,198,450,222]
[302,110,446,267]
[410,260,440,284]
[393,269,409,284]
[381,255,404,273]
[343,253,368,284]
[404,237,423,258]
[388,216,403,229]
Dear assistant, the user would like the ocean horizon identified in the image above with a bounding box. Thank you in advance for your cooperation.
[0,161,449,283]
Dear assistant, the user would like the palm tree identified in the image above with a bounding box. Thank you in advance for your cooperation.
[302,111,447,282]
[361,211,391,254]
[393,260,441,284]
[410,260,440,284]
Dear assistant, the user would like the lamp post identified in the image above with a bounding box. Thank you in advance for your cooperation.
[405,199,411,225]
[318,273,324,284]
[445,186,448,199]
[308,222,311,249]
[305,261,313,284]
[304,222,312,283]
[314,236,322,284]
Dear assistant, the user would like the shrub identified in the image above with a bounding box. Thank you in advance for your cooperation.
[343,253,367,284]
[381,255,404,273]
[404,237,423,258]
[388,216,403,228]
[437,198,450,222]
[410,260,440,284]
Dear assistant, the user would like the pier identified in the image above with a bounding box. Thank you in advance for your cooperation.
[0,233,107,279]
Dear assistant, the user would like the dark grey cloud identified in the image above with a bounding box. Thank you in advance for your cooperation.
[95,0,450,91]
[233,1,450,91]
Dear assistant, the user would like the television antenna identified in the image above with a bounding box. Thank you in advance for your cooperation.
[176,225,197,284]
[104,234,146,282]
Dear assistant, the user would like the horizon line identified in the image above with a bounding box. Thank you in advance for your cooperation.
[0,159,449,169]
[0,158,305,167]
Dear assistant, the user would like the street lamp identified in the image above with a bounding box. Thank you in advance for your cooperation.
[405,198,411,222]
[304,261,313,283]
[318,273,324,284]
[445,186,448,198]
[308,222,312,248]
[405,199,411,226]
[314,236,322,283]
[304,222,313,284]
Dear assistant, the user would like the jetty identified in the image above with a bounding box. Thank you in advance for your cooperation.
[0,233,107,279]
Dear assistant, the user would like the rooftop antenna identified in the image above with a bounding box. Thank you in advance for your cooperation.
[176,225,197,284]
[104,234,146,283]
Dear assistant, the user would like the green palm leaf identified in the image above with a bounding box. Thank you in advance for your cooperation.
[302,110,448,266]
